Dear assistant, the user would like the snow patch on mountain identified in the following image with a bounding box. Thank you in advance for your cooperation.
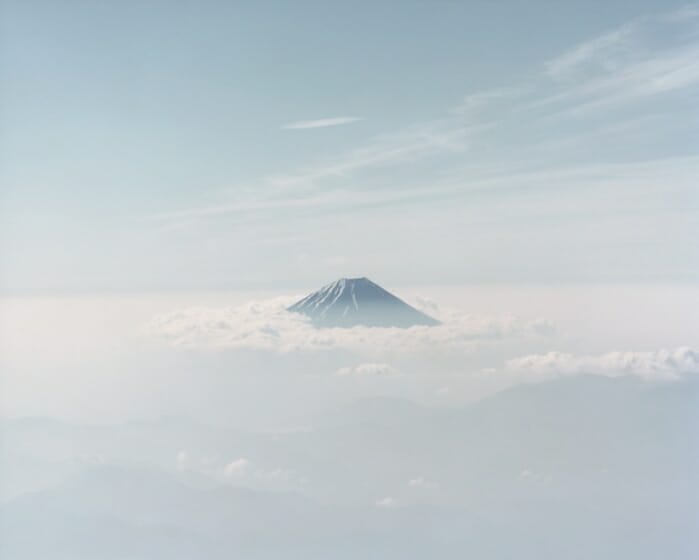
[288,277,440,328]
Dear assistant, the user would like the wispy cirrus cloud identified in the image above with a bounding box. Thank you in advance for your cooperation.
[544,21,639,81]
[282,116,363,130]
[151,6,699,229]
[545,6,699,81]
[150,154,699,225]
[538,7,699,113]
[536,43,699,116]
[268,120,489,190]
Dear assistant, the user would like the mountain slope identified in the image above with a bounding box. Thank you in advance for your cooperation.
[288,277,440,328]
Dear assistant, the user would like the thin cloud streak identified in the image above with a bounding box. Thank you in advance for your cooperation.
[534,43,699,116]
[148,155,699,225]
[544,21,639,80]
[282,116,363,130]
[268,121,491,190]
[536,6,699,114]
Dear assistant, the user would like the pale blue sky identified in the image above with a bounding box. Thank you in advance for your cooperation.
[1,0,697,292]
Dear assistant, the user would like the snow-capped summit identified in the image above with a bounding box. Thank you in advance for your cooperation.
[288,277,440,328]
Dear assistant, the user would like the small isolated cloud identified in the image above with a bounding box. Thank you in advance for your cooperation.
[282,116,363,130]
[434,386,451,397]
[375,496,397,508]
[506,347,699,381]
[145,297,554,354]
[176,450,189,470]
[408,476,437,489]
[336,363,399,377]
[518,468,550,483]
[178,452,305,489]
[224,458,251,477]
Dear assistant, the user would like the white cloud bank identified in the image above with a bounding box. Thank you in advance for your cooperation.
[144,297,554,354]
[506,347,699,381]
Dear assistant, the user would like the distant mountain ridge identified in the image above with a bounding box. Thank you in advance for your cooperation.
[287,277,440,328]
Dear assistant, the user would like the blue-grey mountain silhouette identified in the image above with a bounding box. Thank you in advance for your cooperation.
[288,277,440,328]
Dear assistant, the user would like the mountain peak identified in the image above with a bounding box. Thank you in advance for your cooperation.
[288,277,440,328]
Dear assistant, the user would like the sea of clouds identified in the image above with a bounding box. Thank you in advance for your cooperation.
[144,296,555,353]
[144,296,698,384]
